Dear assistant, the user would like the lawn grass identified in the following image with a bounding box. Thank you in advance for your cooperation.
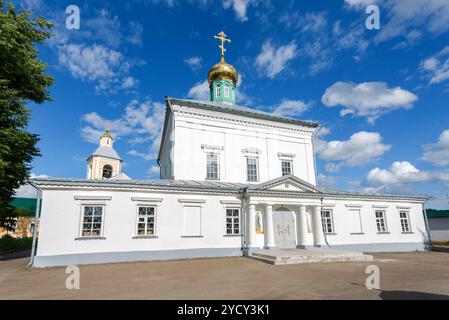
[0,236,32,253]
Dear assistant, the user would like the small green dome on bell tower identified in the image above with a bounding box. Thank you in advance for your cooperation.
[207,31,238,105]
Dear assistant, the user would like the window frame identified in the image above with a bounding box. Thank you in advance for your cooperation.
[79,204,105,238]
[375,209,388,233]
[281,160,293,176]
[246,157,259,182]
[224,84,230,98]
[321,209,335,234]
[206,152,220,180]
[215,84,221,98]
[225,207,241,235]
[135,205,157,237]
[399,210,412,233]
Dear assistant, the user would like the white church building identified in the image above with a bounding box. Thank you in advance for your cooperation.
[30,33,430,267]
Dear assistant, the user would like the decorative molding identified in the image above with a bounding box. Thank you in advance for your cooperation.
[201,144,224,153]
[74,195,112,201]
[172,106,316,136]
[396,206,412,210]
[178,198,206,205]
[241,147,262,157]
[345,204,363,208]
[372,205,389,209]
[278,152,296,160]
[131,197,163,202]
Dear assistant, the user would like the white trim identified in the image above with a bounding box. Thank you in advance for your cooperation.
[396,205,412,209]
[278,152,296,160]
[131,197,163,202]
[372,205,389,209]
[178,199,206,203]
[74,196,112,201]
[201,144,224,153]
[345,204,363,208]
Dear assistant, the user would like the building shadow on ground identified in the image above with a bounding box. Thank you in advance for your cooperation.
[431,246,449,253]
[379,290,449,300]
[0,249,31,261]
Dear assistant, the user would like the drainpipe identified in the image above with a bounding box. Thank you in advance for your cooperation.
[423,204,432,251]
[241,188,248,252]
[27,181,41,268]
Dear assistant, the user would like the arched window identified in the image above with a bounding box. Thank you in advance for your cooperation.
[102,165,113,179]
[224,85,230,98]
[215,84,221,98]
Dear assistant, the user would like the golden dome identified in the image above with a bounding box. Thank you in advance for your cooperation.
[207,57,238,86]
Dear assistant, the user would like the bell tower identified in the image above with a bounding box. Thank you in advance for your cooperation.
[207,31,238,105]
[86,129,123,180]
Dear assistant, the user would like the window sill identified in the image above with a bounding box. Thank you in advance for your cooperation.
[324,233,337,236]
[377,232,390,234]
[132,235,159,239]
[205,178,220,181]
[401,232,414,234]
[75,237,106,241]
[223,234,243,237]
[350,232,365,235]
[181,235,204,238]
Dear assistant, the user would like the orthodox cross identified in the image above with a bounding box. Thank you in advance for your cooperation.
[214,31,231,58]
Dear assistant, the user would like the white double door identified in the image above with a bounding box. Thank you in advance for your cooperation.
[273,210,296,249]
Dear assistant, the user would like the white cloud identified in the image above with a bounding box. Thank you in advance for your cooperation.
[273,99,309,117]
[255,41,298,78]
[315,131,391,171]
[322,82,418,123]
[121,76,138,89]
[366,161,449,188]
[148,165,160,174]
[58,43,138,93]
[420,46,449,85]
[421,129,449,166]
[187,80,210,100]
[184,56,202,71]
[376,0,449,43]
[317,174,339,188]
[81,100,166,160]
[223,0,250,22]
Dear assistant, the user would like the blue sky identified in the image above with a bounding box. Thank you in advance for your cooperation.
[13,0,449,208]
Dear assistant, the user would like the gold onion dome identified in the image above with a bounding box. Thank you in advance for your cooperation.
[207,56,238,86]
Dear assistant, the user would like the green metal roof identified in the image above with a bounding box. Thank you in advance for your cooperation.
[11,197,41,217]
[426,209,449,218]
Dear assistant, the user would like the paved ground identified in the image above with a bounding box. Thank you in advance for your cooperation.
[0,251,448,299]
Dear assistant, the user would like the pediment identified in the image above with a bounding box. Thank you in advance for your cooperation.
[248,175,321,193]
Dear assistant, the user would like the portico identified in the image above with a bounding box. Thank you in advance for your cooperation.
[246,201,326,251]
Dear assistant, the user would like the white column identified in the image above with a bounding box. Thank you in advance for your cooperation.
[296,205,308,248]
[264,204,276,248]
[248,204,256,247]
[312,205,325,247]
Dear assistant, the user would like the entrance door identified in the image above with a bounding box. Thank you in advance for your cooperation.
[273,210,296,249]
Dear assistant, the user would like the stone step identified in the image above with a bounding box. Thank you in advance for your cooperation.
[249,249,373,266]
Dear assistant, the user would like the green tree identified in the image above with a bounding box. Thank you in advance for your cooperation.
[0,1,53,231]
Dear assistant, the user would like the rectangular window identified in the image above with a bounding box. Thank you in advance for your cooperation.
[321,210,334,234]
[349,208,363,234]
[226,208,240,235]
[399,211,411,233]
[206,153,219,180]
[136,206,156,236]
[247,157,258,182]
[81,205,104,237]
[281,160,292,176]
[375,210,387,232]
[183,206,202,236]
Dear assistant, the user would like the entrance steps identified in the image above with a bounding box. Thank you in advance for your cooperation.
[249,248,373,265]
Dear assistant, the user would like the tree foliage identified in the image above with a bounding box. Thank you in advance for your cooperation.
[0,1,53,231]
